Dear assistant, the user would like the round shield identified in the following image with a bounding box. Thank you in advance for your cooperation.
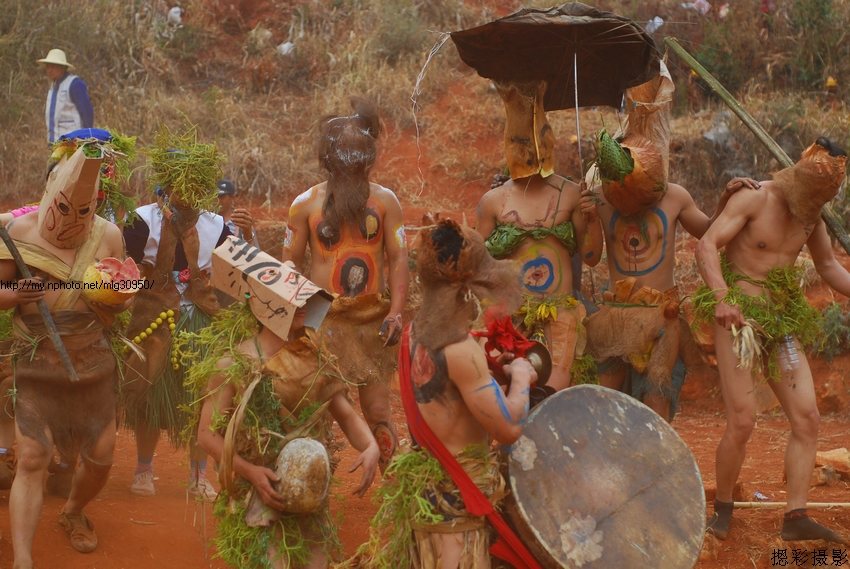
[507,385,704,568]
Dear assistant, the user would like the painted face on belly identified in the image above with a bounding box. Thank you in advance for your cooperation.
[332,253,376,296]
[609,207,669,277]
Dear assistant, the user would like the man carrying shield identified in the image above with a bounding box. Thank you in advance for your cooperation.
[347,219,537,568]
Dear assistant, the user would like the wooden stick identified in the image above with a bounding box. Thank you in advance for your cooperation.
[665,37,850,256]
[734,501,850,509]
[0,225,79,382]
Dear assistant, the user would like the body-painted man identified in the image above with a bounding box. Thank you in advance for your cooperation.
[477,80,602,391]
[194,240,379,569]
[283,98,408,470]
[0,145,128,567]
[579,65,756,421]
[697,138,850,544]
[350,219,534,568]
[580,174,756,420]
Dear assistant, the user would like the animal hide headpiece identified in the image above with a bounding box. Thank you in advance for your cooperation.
[318,97,381,231]
[414,219,521,351]
[595,62,674,216]
[773,137,847,225]
[496,80,556,180]
[38,145,103,249]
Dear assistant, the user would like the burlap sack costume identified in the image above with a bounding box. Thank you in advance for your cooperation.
[0,217,117,461]
[14,312,115,460]
[585,278,684,402]
[319,293,396,386]
[122,208,220,439]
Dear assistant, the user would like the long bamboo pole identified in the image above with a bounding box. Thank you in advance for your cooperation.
[665,37,850,255]
[734,501,850,509]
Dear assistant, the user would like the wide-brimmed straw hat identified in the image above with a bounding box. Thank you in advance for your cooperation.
[37,48,73,68]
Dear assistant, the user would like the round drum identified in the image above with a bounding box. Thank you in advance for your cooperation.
[506,385,705,568]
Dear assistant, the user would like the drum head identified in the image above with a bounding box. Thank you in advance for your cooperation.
[507,385,704,568]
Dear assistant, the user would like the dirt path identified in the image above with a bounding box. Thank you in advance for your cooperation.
[1,385,847,568]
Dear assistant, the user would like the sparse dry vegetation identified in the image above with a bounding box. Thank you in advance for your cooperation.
[0,0,848,222]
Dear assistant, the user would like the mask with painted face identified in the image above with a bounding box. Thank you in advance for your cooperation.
[38,145,103,249]
[773,137,848,225]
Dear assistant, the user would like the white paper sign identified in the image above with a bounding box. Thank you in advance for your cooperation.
[212,236,333,339]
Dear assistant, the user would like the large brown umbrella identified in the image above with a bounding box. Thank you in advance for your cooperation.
[450,2,660,112]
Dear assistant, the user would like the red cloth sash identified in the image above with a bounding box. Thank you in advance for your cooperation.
[398,325,541,569]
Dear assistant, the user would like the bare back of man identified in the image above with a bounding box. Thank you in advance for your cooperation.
[0,211,125,569]
[288,182,404,297]
[409,330,533,566]
[697,148,850,544]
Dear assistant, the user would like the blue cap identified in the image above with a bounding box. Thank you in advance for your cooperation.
[59,128,112,142]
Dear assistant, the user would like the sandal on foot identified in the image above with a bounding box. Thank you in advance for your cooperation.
[58,511,98,553]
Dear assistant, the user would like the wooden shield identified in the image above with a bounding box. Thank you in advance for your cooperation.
[507,385,704,568]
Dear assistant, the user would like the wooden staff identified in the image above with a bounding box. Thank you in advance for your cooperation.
[665,37,850,256]
[0,225,79,382]
[734,501,850,509]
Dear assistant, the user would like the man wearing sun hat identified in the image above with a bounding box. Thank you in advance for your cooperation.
[37,48,94,144]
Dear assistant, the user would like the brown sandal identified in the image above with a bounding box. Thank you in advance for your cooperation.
[58,511,98,553]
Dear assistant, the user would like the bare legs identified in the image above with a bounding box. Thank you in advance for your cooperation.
[11,420,114,568]
[358,382,397,470]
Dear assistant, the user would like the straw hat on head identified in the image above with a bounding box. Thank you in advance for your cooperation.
[37,49,72,68]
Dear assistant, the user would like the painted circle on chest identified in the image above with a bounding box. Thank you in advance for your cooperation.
[609,207,668,277]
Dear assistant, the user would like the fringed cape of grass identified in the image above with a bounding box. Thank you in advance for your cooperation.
[174,302,257,445]
[177,302,337,566]
[147,124,222,213]
[123,306,211,441]
[692,256,822,380]
[338,449,448,569]
[50,131,139,225]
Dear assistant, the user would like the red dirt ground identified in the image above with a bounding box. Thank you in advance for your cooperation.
[8,190,844,568]
[2,385,848,569]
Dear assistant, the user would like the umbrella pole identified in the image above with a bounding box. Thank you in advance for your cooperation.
[664,37,850,256]
[573,52,583,178]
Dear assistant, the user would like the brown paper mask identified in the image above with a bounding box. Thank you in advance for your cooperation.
[212,236,333,340]
[38,146,103,248]
[496,80,556,180]
[774,137,848,225]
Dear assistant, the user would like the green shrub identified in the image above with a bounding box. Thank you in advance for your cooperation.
[815,302,850,361]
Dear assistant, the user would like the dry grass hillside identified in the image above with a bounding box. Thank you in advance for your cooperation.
[2,0,849,213]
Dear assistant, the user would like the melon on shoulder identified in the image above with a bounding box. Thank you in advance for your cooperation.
[83,257,143,305]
